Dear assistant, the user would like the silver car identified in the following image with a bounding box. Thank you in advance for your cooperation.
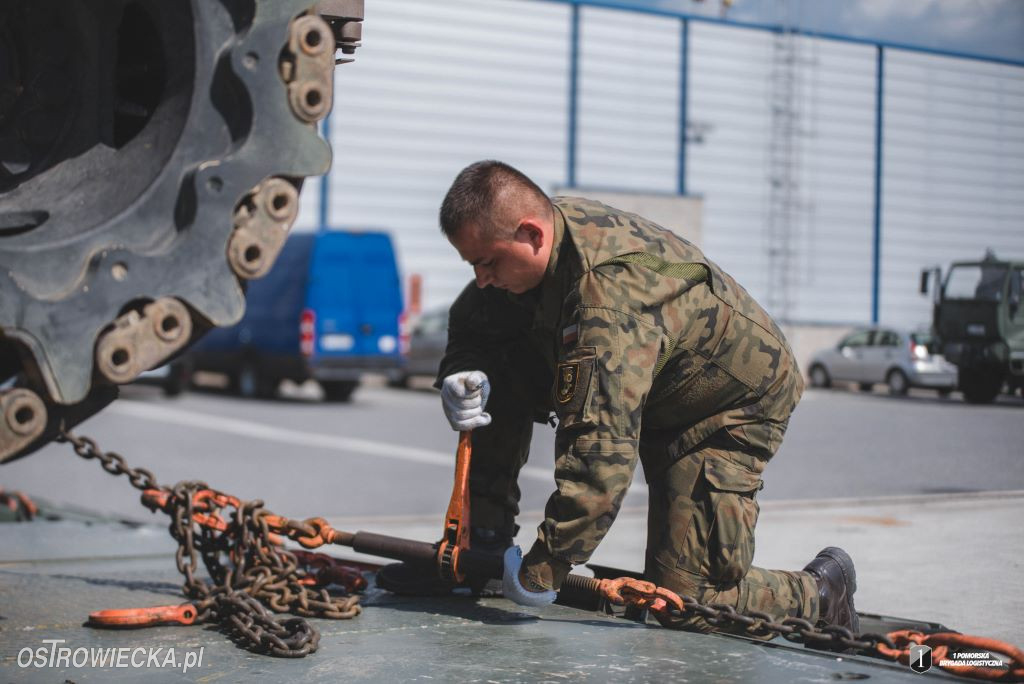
[393,306,448,387]
[807,327,958,396]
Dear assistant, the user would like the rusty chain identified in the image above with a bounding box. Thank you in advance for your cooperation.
[588,576,1023,680]
[57,430,361,657]
[672,601,1022,681]
[669,602,895,653]
[585,574,898,654]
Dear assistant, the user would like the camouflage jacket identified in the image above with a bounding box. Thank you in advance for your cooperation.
[440,197,803,589]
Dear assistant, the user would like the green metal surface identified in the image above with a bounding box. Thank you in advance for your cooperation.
[1,521,956,682]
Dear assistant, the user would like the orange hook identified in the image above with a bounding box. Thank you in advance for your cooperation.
[88,603,198,628]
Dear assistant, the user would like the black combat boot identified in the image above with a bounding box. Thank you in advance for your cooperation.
[803,547,859,636]
[375,528,511,596]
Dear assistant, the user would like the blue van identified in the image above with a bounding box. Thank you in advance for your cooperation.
[185,230,404,401]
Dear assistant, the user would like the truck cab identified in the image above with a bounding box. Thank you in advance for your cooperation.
[923,252,1024,403]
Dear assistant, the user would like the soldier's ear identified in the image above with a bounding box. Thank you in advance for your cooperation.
[516,220,545,250]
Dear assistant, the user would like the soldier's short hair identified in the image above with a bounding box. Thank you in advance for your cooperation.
[440,160,551,241]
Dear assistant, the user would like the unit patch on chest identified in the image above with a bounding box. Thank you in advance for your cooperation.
[556,361,580,404]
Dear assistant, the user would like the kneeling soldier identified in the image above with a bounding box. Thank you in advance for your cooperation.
[378,160,858,636]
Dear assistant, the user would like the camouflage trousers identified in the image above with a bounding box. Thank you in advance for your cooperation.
[639,427,819,634]
[467,414,819,635]
[458,329,819,633]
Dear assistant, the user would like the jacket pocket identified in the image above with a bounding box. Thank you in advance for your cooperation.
[554,346,598,430]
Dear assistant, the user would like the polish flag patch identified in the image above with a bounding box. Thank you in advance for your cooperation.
[562,324,578,345]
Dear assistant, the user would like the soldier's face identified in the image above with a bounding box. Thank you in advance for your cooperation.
[451,221,551,294]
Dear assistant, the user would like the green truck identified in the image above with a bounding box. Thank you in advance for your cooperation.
[921,251,1024,404]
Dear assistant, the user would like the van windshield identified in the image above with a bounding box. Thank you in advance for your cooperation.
[944,264,1007,301]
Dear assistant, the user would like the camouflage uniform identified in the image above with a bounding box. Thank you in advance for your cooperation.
[439,197,818,631]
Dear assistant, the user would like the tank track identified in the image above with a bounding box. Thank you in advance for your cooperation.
[0,0,363,462]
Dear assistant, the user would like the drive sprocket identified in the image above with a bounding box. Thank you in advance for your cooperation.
[0,0,363,462]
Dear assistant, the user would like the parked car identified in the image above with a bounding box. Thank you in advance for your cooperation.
[184,230,404,401]
[392,306,448,387]
[807,327,958,396]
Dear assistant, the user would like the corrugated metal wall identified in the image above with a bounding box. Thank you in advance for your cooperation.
[790,37,877,324]
[305,0,572,307]
[576,8,680,193]
[881,51,1024,326]
[687,25,880,323]
[305,0,1024,325]
[686,23,775,302]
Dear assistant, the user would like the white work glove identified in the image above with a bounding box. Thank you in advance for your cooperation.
[502,546,557,607]
[440,370,491,431]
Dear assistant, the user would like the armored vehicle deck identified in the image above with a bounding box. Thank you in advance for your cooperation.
[2,519,963,683]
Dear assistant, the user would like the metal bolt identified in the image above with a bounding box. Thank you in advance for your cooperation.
[150,298,190,344]
[260,178,298,222]
[4,389,46,437]
[296,81,328,120]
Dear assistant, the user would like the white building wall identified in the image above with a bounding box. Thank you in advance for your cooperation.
[576,7,680,194]
[323,0,571,310]
[881,51,1024,328]
[293,172,321,233]
[789,37,878,324]
[686,26,880,325]
[303,0,1024,325]
[686,22,773,300]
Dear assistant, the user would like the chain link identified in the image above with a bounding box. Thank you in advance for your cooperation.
[586,575,897,655]
[59,430,361,657]
[661,597,897,654]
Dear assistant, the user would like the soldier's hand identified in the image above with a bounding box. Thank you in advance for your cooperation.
[502,546,556,606]
[440,370,491,431]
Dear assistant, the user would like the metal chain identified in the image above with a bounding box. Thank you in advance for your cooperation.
[577,575,898,656]
[662,599,896,654]
[658,598,1023,680]
[58,430,361,657]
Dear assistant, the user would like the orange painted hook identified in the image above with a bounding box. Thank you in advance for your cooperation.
[88,603,198,628]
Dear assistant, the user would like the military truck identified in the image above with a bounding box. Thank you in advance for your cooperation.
[921,251,1024,404]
